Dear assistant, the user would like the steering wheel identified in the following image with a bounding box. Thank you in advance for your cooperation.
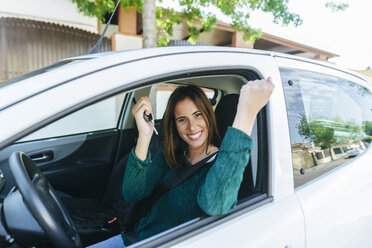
[8,151,82,248]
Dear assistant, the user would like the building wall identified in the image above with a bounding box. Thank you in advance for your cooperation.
[0,0,97,33]
[0,18,111,81]
[355,70,372,79]
[292,150,315,170]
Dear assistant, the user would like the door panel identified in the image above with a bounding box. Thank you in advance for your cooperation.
[173,195,305,248]
[296,150,372,247]
[42,130,119,199]
[0,129,119,200]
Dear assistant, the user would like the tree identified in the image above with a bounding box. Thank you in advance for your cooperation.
[143,0,156,48]
[363,121,372,136]
[325,2,349,12]
[71,0,303,47]
[71,0,347,48]
[297,114,336,149]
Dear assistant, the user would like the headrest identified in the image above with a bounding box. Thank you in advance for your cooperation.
[214,94,239,139]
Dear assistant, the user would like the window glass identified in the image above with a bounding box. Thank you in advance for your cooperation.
[19,93,126,142]
[281,68,372,187]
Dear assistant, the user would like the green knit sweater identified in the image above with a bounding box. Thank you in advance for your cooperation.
[121,127,253,245]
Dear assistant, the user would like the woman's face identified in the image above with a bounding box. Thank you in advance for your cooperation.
[174,97,209,152]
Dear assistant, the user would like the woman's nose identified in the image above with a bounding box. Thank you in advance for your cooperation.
[188,119,196,131]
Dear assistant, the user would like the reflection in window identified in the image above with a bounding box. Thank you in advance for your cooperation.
[281,68,372,187]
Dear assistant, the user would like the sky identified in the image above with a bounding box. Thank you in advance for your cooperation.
[247,0,372,70]
[162,0,371,70]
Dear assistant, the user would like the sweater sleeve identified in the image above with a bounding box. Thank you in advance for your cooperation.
[123,148,167,202]
[197,127,254,215]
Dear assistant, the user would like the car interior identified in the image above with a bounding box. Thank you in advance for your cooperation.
[0,69,269,247]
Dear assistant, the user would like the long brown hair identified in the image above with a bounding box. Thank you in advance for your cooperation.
[163,85,221,171]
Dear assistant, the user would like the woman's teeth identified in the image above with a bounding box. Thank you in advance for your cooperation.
[189,131,201,139]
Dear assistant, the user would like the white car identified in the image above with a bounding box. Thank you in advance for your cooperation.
[346,148,364,158]
[0,47,371,248]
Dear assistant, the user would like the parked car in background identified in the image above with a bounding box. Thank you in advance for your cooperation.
[0,47,371,248]
[346,147,364,158]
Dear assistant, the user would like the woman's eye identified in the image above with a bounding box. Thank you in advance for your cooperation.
[195,112,202,118]
[177,118,186,123]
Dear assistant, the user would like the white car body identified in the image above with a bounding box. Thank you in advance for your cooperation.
[346,148,363,158]
[0,47,371,248]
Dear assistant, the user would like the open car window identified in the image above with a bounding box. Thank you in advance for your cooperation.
[118,72,268,246]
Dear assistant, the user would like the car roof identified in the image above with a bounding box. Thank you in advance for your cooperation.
[0,46,369,111]
[0,47,270,111]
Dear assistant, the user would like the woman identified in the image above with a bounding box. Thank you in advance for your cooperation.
[89,78,274,247]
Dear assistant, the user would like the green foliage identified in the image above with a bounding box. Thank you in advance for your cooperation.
[332,115,344,124]
[363,136,372,144]
[325,2,349,12]
[298,114,370,149]
[347,82,372,97]
[71,0,304,45]
[71,0,115,22]
[71,0,143,22]
[297,114,336,149]
[309,122,335,150]
[363,121,372,136]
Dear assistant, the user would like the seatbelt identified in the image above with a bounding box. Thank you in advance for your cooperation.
[124,151,218,232]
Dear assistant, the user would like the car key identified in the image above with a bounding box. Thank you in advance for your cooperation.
[143,112,158,135]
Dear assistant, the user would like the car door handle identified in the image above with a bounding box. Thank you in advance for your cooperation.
[29,151,54,163]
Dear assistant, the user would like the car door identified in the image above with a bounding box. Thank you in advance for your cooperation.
[0,48,305,247]
[0,92,127,200]
[277,56,372,247]
[161,54,305,248]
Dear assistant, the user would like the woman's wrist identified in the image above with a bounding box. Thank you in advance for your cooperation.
[135,135,152,161]
[138,132,152,142]
[232,111,256,136]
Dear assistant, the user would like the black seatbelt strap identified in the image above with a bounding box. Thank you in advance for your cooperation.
[125,151,218,232]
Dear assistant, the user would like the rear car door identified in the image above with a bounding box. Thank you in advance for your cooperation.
[277,56,372,247]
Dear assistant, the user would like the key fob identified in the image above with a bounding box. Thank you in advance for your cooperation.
[143,112,158,135]
[143,112,153,122]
